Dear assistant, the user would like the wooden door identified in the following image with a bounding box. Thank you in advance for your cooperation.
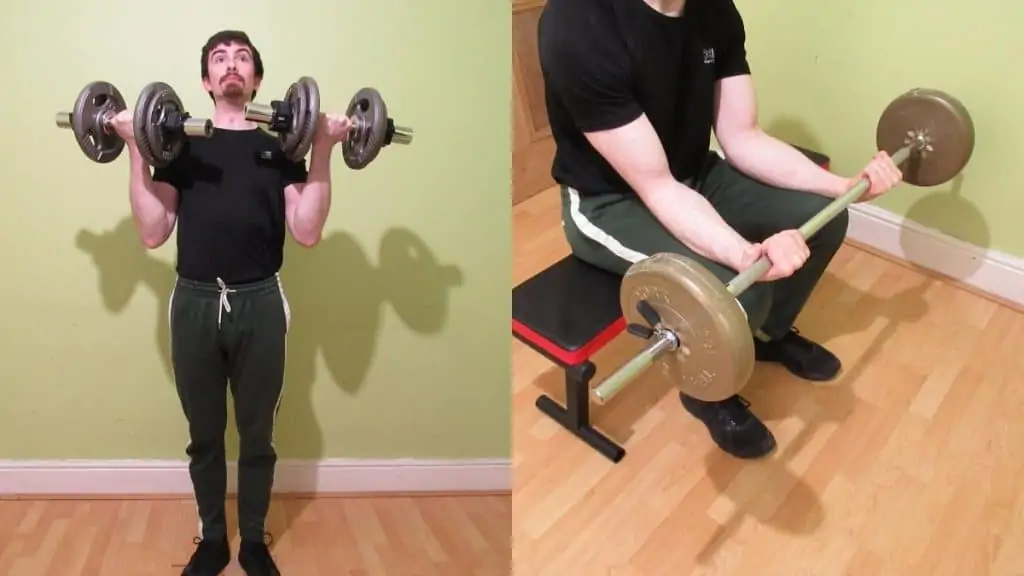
[512,0,556,205]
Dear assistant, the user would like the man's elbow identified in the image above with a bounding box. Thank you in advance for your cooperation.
[295,235,321,248]
[139,224,172,250]
[141,233,168,250]
[715,124,759,157]
[292,227,323,248]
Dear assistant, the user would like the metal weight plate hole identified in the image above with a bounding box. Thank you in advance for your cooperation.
[92,93,110,142]
[351,103,370,141]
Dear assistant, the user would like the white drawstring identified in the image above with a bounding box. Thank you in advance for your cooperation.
[216,277,236,329]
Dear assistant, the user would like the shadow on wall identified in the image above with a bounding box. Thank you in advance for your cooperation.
[900,174,991,276]
[75,217,464,461]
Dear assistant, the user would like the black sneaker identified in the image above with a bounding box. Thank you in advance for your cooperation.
[680,393,776,459]
[754,328,841,381]
[238,533,280,576]
[180,536,230,576]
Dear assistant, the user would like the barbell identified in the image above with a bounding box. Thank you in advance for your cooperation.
[55,81,213,167]
[243,76,414,168]
[590,87,976,405]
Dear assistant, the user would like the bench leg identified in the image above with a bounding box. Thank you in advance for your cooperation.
[535,361,626,463]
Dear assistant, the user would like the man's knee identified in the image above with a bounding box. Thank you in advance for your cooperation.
[239,434,276,462]
[561,221,638,277]
[185,409,228,448]
[186,437,225,463]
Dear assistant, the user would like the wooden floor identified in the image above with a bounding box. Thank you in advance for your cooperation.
[512,188,1024,575]
[0,494,511,575]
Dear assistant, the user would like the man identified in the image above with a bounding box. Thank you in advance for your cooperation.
[537,0,903,459]
[110,30,351,575]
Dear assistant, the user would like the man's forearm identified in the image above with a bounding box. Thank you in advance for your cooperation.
[721,128,851,198]
[641,179,753,271]
[127,146,173,248]
[291,141,334,245]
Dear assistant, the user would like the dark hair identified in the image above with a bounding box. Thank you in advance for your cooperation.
[200,30,264,101]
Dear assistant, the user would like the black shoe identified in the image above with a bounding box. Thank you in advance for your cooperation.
[754,328,841,381]
[238,533,280,576]
[680,393,776,459]
[181,536,231,576]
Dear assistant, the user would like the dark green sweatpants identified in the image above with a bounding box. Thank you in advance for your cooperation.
[169,273,291,542]
[562,152,848,340]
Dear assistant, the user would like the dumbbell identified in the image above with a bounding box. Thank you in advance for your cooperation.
[243,76,414,169]
[56,81,214,168]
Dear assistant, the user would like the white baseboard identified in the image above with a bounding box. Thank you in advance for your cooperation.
[0,458,511,497]
[847,203,1024,307]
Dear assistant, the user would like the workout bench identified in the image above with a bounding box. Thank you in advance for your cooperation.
[511,145,831,463]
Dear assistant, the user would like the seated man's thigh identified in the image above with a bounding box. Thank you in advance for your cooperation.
[700,156,850,243]
[559,186,772,331]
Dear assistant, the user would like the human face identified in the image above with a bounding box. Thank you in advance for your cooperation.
[202,42,261,102]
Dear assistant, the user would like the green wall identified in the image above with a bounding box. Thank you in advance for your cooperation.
[737,0,1011,256]
[0,1,511,460]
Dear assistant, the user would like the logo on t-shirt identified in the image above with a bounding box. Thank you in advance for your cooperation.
[702,47,716,64]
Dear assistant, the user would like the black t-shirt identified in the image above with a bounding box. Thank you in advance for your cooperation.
[151,128,308,284]
[538,0,750,196]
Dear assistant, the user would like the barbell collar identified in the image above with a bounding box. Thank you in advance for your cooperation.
[182,117,214,138]
[244,102,276,126]
[591,329,679,405]
[391,125,414,146]
[55,109,117,132]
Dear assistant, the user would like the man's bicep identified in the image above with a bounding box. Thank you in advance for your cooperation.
[151,181,180,212]
[283,182,304,235]
[712,74,757,147]
[585,114,674,196]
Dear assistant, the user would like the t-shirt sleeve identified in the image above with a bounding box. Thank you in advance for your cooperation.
[715,0,752,80]
[280,156,309,187]
[151,153,187,190]
[538,8,643,133]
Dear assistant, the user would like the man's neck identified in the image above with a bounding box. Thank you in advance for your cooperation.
[644,0,685,16]
[212,100,256,130]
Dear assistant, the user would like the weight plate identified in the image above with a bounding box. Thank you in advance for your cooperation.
[295,77,320,161]
[276,81,304,158]
[876,88,975,187]
[620,253,755,402]
[343,87,389,170]
[278,76,321,162]
[133,82,186,169]
[71,81,127,163]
